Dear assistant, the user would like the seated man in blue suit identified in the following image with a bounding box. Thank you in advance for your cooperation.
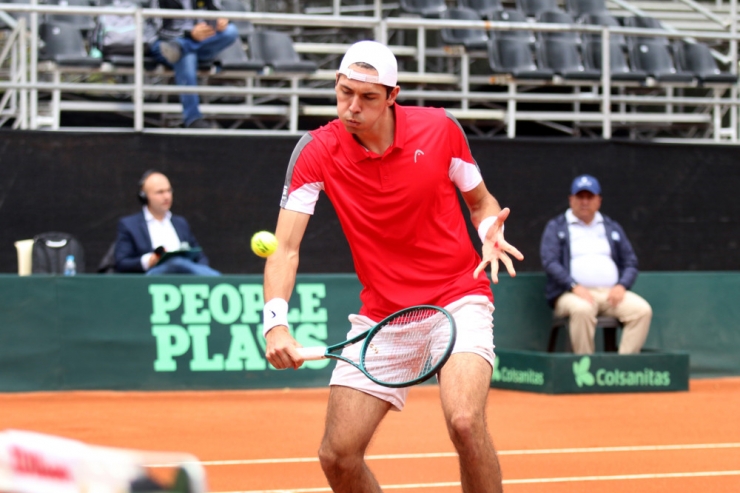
[115,170,220,275]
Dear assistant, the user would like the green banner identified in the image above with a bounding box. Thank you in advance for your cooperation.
[490,349,690,394]
[0,272,737,392]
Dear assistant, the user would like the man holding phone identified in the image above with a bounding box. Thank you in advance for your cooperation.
[146,0,238,129]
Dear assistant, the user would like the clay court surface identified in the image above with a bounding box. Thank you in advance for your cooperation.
[1,377,739,493]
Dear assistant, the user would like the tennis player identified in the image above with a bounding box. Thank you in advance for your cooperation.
[262,40,522,493]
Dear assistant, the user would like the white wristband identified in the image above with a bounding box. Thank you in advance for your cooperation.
[263,298,289,337]
[478,216,499,243]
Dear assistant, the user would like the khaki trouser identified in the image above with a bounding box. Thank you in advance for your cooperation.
[554,287,652,354]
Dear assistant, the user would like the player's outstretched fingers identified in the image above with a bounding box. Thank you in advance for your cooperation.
[500,251,516,277]
[473,259,490,279]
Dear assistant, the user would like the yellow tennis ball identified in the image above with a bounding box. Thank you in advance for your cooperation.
[251,231,278,258]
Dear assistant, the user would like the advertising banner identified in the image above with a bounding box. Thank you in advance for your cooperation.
[490,349,690,394]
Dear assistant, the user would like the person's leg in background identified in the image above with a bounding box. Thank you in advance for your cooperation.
[554,291,599,354]
[604,291,652,354]
[145,256,220,276]
[149,39,203,128]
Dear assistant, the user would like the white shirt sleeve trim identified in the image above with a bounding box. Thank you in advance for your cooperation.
[283,182,324,215]
[449,157,483,192]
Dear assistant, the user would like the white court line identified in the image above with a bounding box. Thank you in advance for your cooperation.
[214,469,740,493]
[159,442,740,467]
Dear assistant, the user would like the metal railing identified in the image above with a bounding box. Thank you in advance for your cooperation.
[0,0,738,141]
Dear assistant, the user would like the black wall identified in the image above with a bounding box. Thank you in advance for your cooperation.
[1,132,738,274]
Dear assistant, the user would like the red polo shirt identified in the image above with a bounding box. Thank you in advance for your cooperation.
[281,104,492,320]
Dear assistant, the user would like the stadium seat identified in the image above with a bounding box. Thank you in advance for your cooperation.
[440,7,489,51]
[399,0,448,17]
[537,10,580,42]
[674,41,738,85]
[488,10,553,79]
[491,9,535,44]
[582,40,647,81]
[46,0,96,33]
[250,30,317,73]
[38,21,102,67]
[516,0,561,18]
[215,38,265,72]
[549,316,621,353]
[218,0,255,40]
[628,40,694,83]
[565,0,607,18]
[458,0,503,20]
[537,39,601,79]
[580,12,626,49]
[536,11,601,80]
[623,15,669,45]
[488,37,554,79]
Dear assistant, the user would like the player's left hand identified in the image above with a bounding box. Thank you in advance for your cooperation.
[473,208,524,283]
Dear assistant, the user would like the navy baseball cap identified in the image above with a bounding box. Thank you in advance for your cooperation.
[571,174,601,195]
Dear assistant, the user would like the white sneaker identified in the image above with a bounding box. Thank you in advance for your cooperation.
[159,40,182,64]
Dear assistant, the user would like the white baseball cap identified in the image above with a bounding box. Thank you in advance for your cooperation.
[337,40,398,87]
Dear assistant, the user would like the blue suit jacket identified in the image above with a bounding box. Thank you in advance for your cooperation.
[114,211,209,273]
[540,212,639,307]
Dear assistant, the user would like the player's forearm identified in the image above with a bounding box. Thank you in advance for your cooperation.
[263,250,298,302]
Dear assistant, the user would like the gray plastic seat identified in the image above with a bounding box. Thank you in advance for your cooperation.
[566,0,606,18]
[674,41,738,85]
[491,10,534,43]
[459,0,502,20]
[537,10,579,42]
[488,34,554,79]
[516,0,561,18]
[582,40,647,81]
[580,12,626,48]
[628,41,694,83]
[46,0,96,32]
[399,0,448,17]
[440,7,489,51]
[215,38,265,72]
[624,15,669,45]
[250,30,317,73]
[537,39,601,79]
[38,21,101,67]
[218,0,255,40]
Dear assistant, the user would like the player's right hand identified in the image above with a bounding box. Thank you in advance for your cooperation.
[265,326,304,370]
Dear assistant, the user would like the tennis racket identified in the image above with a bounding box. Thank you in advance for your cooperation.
[296,305,457,388]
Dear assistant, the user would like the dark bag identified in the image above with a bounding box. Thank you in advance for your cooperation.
[32,232,86,274]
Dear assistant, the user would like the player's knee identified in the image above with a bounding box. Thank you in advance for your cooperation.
[446,409,485,447]
[318,440,361,475]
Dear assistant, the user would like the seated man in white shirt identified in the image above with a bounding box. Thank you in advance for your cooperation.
[114,170,220,276]
[540,174,651,354]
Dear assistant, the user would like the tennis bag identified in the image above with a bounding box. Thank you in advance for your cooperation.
[31,231,85,274]
[91,0,139,56]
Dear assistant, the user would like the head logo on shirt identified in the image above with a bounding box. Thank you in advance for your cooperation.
[414,149,424,163]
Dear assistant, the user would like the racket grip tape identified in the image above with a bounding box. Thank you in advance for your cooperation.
[296,346,327,360]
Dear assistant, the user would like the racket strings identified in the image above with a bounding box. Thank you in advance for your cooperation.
[362,308,453,385]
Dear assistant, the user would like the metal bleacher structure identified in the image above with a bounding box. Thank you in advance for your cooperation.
[1,0,740,141]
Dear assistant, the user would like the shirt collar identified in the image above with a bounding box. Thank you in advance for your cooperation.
[339,103,408,163]
[565,209,603,225]
[143,205,172,223]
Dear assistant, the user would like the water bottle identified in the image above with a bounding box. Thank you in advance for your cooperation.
[64,255,76,276]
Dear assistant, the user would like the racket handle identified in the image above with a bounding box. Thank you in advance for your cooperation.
[296,346,327,360]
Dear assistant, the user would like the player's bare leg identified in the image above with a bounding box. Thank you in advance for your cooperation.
[439,353,502,493]
[318,385,392,493]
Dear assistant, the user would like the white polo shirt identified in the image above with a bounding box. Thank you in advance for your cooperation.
[566,209,619,288]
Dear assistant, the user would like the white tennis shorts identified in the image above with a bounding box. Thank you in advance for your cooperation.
[328,295,495,411]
